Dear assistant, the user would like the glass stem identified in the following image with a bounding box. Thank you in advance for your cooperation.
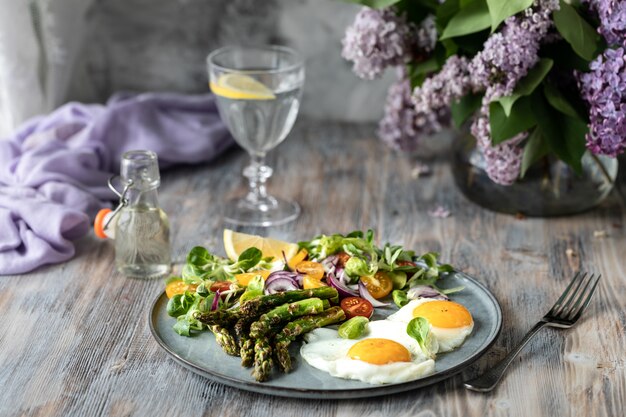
[243,153,275,210]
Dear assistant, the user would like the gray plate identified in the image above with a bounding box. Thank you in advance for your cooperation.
[149,271,502,399]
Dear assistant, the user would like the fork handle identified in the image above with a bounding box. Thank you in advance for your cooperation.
[464,321,547,392]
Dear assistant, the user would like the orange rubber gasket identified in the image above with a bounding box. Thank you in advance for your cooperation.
[94,208,112,239]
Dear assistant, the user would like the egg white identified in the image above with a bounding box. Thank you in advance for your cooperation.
[300,321,435,385]
[386,298,474,353]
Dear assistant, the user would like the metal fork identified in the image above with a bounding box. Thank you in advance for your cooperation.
[464,272,601,392]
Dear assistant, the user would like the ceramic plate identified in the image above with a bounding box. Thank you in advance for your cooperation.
[149,271,502,399]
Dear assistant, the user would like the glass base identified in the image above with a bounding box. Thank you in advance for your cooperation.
[224,196,300,227]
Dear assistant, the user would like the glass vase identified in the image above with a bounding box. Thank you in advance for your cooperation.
[452,134,618,216]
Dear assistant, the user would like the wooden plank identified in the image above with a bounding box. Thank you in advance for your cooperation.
[0,120,624,417]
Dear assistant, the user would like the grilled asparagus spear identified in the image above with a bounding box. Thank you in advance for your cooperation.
[252,337,273,382]
[235,317,256,366]
[209,324,239,356]
[195,309,240,327]
[239,287,338,317]
[275,307,346,373]
[249,298,325,339]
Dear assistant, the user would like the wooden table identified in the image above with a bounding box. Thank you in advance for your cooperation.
[1,120,624,417]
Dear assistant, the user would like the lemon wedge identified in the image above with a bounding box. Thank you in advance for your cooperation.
[210,74,276,100]
[223,229,299,262]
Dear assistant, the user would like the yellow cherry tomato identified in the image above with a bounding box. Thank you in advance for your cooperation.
[287,249,308,270]
[165,279,198,298]
[235,270,271,286]
[360,271,393,299]
[302,274,328,289]
[295,261,325,280]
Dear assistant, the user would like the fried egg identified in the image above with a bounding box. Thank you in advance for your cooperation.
[300,320,435,384]
[387,298,474,352]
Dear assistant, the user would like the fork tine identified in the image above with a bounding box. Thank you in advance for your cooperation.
[547,272,585,317]
[560,273,595,318]
[566,274,601,322]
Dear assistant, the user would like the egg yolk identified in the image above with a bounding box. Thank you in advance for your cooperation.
[412,300,473,328]
[347,338,411,365]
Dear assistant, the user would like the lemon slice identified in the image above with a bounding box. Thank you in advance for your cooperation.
[210,74,276,100]
[223,229,299,262]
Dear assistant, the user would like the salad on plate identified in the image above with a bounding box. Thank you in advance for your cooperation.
[164,229,474,384]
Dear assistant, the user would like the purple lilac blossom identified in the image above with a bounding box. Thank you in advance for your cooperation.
[578,46,626,156]
[411,55,472,115]
[471,99,528,185]
[587,0,626,46]
[469,0,559,97]
[342,8,437,80]
[379,69,447,152]
[467,0,559,185]
[341,8,414,80]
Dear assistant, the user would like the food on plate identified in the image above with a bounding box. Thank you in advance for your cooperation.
[164,229,471,384]
[387,299,474,353]
[300,320,435,384]
[338,316,369,339]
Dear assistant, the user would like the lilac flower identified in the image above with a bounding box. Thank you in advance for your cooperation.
[587,0,626,46]
[466,0,559,185]
[469,0,559,97]
[470,101,527,185]
[342,8,437,80]
[428,205,451,218]
[379,71,434,152]
[412,55,472,115]
[342,8,414,79]
[578,46,626,157]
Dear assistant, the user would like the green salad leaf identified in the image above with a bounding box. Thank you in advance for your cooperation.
[407,317,436,359]
[392,289,409,308]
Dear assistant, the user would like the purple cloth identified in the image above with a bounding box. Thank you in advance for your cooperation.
[0,92,233,275]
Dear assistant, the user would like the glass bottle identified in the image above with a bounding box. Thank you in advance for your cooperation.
[114,150,171,279]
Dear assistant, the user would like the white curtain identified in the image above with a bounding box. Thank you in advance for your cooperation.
[0,0,93,136]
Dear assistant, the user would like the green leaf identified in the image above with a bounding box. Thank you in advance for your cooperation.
[407,317,436,358]
[543,82,581,119]
[497,59,554,116]
[388,271,408,289]
[520,128,549,177]
[489,97,536,145]
[451,93,482,127]
[187,246,211,267]
[531,93,586,174]
[486,0,533,31]
[435,0,460,32]
[441,0,491,40]
[344,0,402,8]
[173,317,192,336]
[167,292,196,317]
[392,289,409,308]
[237,247,262,270]
[553,0,601,61]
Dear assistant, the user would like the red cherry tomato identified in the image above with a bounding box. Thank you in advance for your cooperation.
[396,260,416,267]
[210,281,234,293]
[340,296,374,319]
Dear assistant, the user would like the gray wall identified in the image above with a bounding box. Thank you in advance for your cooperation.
[68,0,394,122]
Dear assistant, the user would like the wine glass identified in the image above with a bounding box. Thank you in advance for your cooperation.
[207,45,305,226]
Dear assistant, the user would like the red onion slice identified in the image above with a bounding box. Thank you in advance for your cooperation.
[321,255,339,274]
[211,290,221,311]
[358,280,390,307]
[264,277,299,294]
[266,271,298,284]
[407,285,449,300]
[327,271,359,298]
